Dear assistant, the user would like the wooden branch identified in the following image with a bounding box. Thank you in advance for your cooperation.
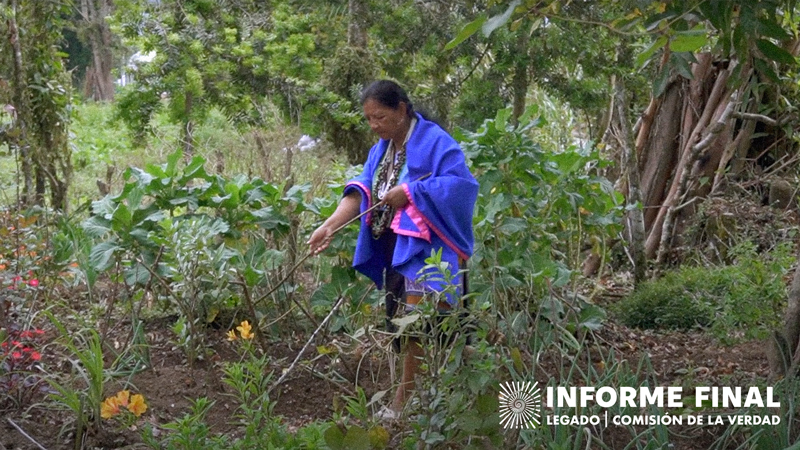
[7,418,49,450]
[733,111,778,127]
[268,295,347,395]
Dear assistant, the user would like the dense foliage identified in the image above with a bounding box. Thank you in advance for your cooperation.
[2,0,800,448]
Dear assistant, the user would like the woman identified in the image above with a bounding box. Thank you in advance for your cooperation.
[308,80,478,419]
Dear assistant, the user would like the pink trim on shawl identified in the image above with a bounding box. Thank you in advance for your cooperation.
[391,203,431,242]
[401,182,470,261]
[345,181,373,225]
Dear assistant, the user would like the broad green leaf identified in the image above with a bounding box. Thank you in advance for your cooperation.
[391,313,420,334]
[636,35,667,67]
[476,393,498,415]
[82,216,112,238]
[128,167,154,186]
[653,66,670,97]
[90,242,120,271]
[145,163,167,178]
[368,426,390,450]
[757,17,791,41]
[444,15,486,50]
[124,262,151,286]
[756,39,796,65]
[670,33,707,52]
[222,182,241,208]
[578,305,607,330]
[323,425,345,450]
[111,203,133,231]
[342,426,370,450]
[672,53,695,80]
[181,156,209,181]
[91,195,116,217]
[754,57,780,83]
[166,149,182,177]
[482,0,520,37]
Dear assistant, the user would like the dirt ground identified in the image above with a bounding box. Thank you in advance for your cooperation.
[0,305,775,450]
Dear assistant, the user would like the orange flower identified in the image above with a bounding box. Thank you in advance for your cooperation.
[128,394,147,417]
[226,330,237,341]
[236,320,254,340]
[115,390,130,407]
[101,396,121,419]
[0,264,5,270]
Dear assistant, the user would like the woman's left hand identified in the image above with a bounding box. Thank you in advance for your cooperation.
[383,185,409,209]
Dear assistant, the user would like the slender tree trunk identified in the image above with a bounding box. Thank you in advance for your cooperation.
[9,0,33,206]
[182,91,194,157]
[778,250,800,378]
[254,130,272,181]
[611,76,647,284]
[81,0,115,101]
[347,0,367,48]
[511,30,529,126]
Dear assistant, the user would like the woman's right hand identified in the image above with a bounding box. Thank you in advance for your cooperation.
[307,224,334,255]
[307,191,362,255]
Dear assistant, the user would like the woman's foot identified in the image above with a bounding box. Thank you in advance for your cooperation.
[374,405,400,422]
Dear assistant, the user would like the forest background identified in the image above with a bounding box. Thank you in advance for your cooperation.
[1,0,800,449]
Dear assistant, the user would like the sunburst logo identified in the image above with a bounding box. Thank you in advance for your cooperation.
[499,381,542,429]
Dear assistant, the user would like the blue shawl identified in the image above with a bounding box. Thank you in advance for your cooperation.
[343,113,478,305]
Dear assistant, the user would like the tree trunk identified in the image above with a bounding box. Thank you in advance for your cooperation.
[80,0,115,101]
[9,0,33,206]
[635,53,744,262]
[347,0,367,48]
[510,30,529,126]
[656,91,737,265]
[610,75,646,284]
[323,0,375,164]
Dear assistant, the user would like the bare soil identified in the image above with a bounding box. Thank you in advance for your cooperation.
[0,307,774,450]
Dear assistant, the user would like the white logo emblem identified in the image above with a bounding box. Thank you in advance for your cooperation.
[499,381,541,429]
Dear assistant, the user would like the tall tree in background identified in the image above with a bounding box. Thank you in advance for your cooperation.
[320,0,376,164]
[463,0,799,267]
[79,0,116,101]
[0,0,73,210]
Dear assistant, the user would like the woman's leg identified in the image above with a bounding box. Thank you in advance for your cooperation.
[392,337,423,412]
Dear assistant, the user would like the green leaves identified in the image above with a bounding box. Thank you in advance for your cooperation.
[670,31,708,53]
[463,104,622,308]
[444,15,486,50]
[756,39,796,65]
[482,0,521,37]
[82,149,312,285]
[445,0,521,50]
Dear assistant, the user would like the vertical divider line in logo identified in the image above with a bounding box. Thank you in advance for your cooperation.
[499,381,542,429]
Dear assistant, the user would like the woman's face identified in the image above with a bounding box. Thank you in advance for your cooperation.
[363,98,408,142]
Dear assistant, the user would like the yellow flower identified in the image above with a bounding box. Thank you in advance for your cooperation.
[226,330,238,341]
[236,320,254,340]
[101,396,121,419]
[128,394,148,417]
[115,390,130,407]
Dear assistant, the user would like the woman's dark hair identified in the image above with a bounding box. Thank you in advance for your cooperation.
[360,80,415,119]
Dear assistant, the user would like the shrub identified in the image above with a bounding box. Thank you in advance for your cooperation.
[615,242,793,342]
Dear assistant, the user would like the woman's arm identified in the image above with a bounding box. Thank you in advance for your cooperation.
[307,191,362,254]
